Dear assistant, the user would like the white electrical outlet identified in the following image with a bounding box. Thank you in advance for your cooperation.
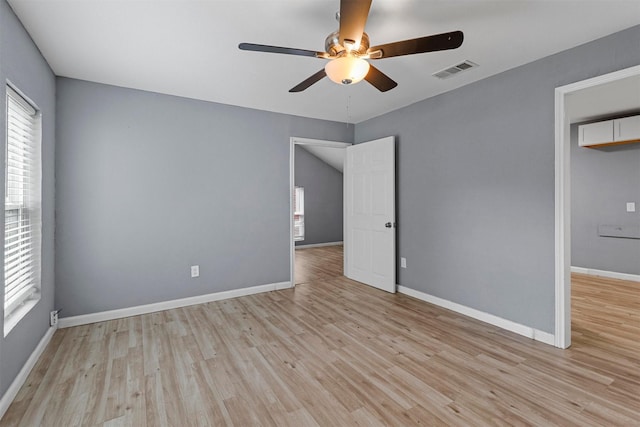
[400,257,407,268]
[50,310,58,327]
[191,265,200,278]
[627,202,636,213]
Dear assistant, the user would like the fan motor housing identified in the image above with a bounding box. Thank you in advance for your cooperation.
[325,31,370,57]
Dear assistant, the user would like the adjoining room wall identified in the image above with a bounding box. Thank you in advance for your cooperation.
[355,25,640,333]
[0,0,56,399]
[294,146,343,246]
[55,77,353,317]
[571,121,640,275]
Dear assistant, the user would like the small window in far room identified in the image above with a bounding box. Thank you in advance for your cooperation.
[4,85,42,336]
[293,186,305,241]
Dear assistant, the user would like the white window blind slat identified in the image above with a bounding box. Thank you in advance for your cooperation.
[5,269,34,289]
[5,270,35,296]
[4,85,42,325]
[5,285,37,316]
[293,186,305,241]
[5,247,34,268]
[4,248,34,267]
[5,235,34,250]
[4,217,32,230]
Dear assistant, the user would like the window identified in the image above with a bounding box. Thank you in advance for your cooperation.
[293,186,305,241]
[4,85,41,335]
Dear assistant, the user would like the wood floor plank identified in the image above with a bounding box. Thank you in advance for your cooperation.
[1,248,638,426]
[294,244,343,284]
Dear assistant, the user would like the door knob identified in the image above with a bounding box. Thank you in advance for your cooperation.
[385,222,392,228]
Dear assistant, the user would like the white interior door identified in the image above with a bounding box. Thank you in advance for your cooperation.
[344,136,396,293]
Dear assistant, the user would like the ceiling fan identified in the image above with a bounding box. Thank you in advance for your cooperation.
[239,0,463,93]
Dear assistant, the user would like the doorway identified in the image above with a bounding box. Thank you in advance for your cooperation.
[289,137,350,286]
[554,65,640,348]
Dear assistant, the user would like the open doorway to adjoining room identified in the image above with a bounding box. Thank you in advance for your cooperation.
[554,65,640,349]
[290,138,350,286]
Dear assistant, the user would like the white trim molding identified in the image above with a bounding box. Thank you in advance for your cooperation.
[295,241,343,249]
[554,64,640,350]
[0,325,57,420]
[4,299,40,337]
[398,286,555,346]
[571,266,640,283]
[58,281,292,328]
[554,84,571,349]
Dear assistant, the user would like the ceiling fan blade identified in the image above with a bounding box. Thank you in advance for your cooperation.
[365,65,397,92]
[369,31,464,59]
[239,43,327,58]
[339,0,372,48]
[289,69,327,93]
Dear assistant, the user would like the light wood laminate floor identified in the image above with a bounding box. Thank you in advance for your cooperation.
[1,272,638,426]
[294,245,343,285]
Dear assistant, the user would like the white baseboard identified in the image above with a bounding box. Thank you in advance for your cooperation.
[571,266,640,283]
[397,286,555,346]
[274,282,293,291]
[0,325,57,420]
[295,241,343,249]
[58,281,292,328]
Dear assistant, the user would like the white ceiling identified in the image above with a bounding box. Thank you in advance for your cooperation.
[8,0,640,123]
[567,74,640,123]
[301,145,346,172]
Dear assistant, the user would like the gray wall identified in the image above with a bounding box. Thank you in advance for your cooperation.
[571,121,640,275]
[0,0,56,399]
[55,78,353,317]
[1,9,637,409]
[355,25,640,334]
[294,146,343,246]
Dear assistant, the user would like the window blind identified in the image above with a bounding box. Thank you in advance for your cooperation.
[293,186,304,241]
[4,86,41,320]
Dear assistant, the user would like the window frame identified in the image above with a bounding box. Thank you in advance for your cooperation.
[4,84,42,336]
[293,186,305,241]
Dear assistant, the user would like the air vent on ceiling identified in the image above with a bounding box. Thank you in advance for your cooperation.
[433,60,478,79]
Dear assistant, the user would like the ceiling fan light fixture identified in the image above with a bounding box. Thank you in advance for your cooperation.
[240,1,464,93]
[325,55,370,85]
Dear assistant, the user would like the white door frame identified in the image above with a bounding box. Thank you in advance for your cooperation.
[290,137,351,287]
[553,64,640,349]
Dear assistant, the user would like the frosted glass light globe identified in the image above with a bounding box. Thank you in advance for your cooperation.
[325,56,370,85]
